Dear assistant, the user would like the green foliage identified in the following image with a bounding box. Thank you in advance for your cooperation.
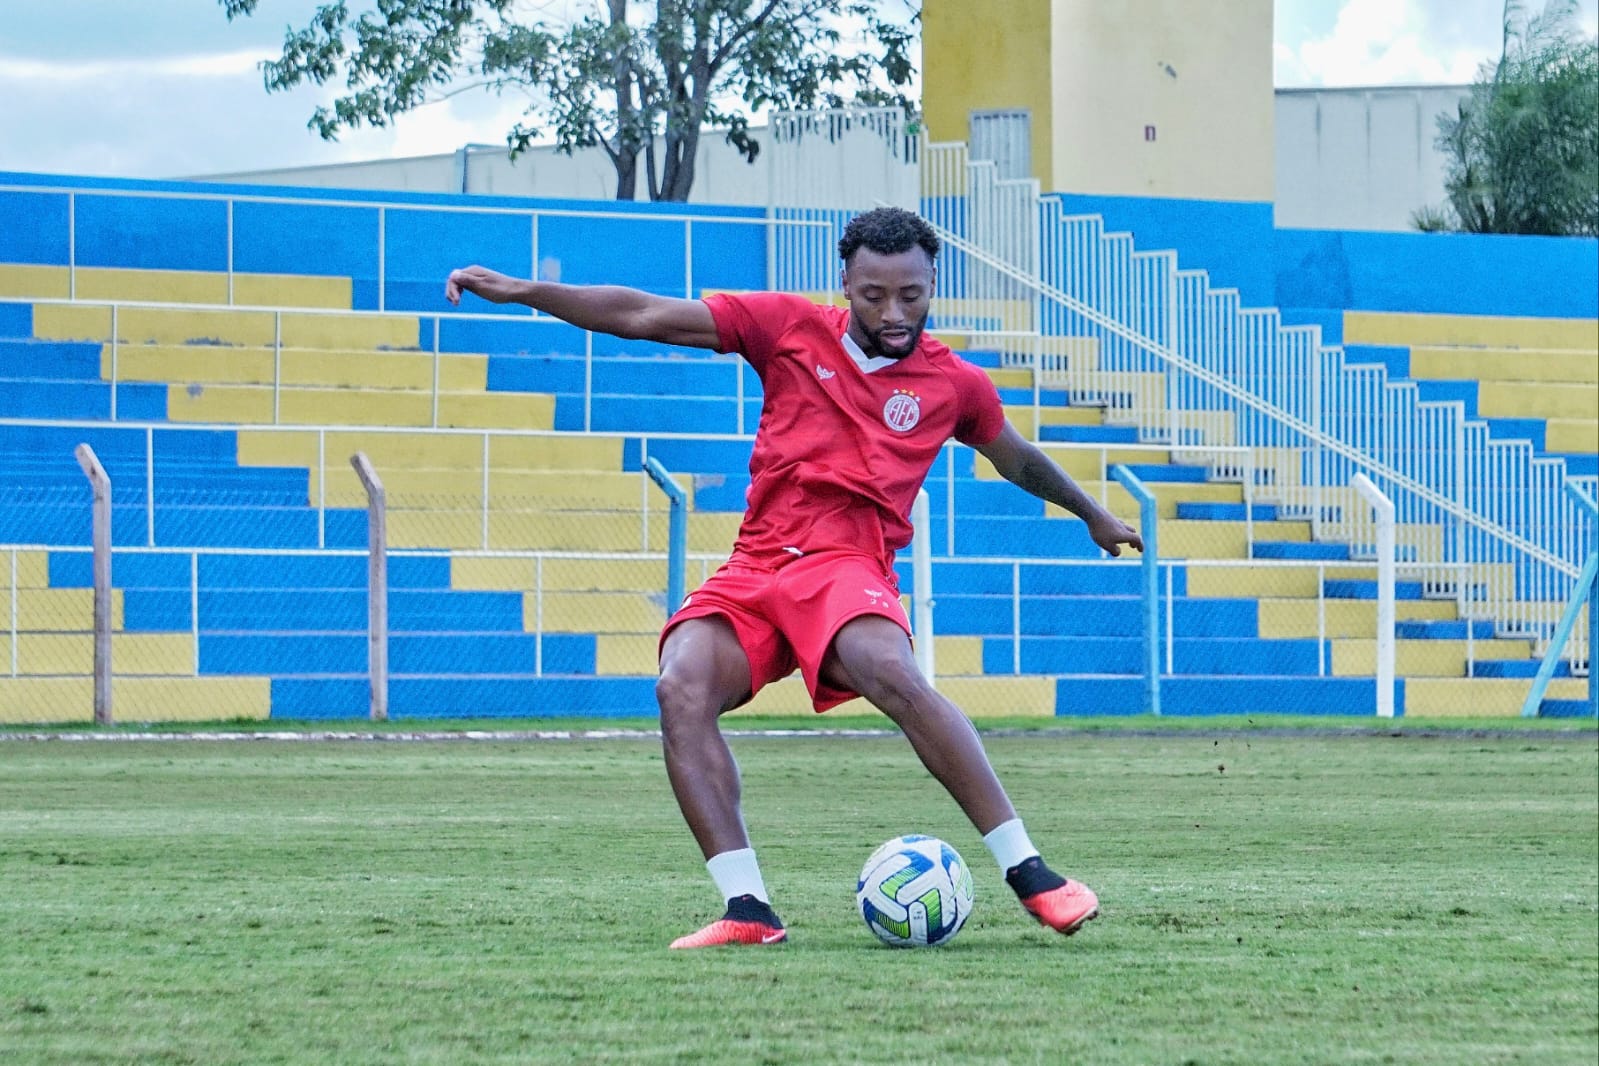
[1423,0,1599,235]
[2,732,1596,1063]
[220,0,919,202]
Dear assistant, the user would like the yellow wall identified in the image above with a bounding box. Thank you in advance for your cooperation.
[923,0,1274,201]
[922,0,1056,189]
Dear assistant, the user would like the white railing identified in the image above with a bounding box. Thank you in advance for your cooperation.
[0,182,834,308]
[922,177,1592,670]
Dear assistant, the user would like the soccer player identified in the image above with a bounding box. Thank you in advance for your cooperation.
[445,207,1142,948]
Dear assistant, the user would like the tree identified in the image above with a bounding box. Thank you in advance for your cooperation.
[220,0,919,202]
[1417,0,1598,236]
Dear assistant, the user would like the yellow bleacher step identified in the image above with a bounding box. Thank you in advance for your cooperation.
[0,676,271,724]
[727,673,1056,718]
[166,385,555,430]
[1003,405,1110,438]
[0,264,70,299]
[104,345,488,392]
[453,556,669,593]
[1547,420,1597,454]
[977,447,1178,481]
[335,470,665,510]
[1,588,125,630]
[531,591,664,634]
[1477,381,1598,421]
[1330,638,1534,677]
[1408,347,1599,385]
[7,551,53,587]
[382,511,738,553]
[36,304,420,350]
[0,265,352,308]
[1258,597,1458,638]
[490,435,628,471]
[1186,565,1378,600]
[9,633,193,676]
[238,429,485,472]
[1404,676,1588,717]
[1344,311,1599,351]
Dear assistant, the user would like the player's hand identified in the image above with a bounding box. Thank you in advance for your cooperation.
[1088,511,1144,557]
[445,265,519,306]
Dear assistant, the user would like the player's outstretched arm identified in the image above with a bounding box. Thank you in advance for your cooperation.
[444,265,720,349]
[977,423,1145,557]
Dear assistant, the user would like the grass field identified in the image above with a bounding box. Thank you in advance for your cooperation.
[1,721,1595,1064]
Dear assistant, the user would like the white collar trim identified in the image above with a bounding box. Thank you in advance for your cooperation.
[839,331,901,374]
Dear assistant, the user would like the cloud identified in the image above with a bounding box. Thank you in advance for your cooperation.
[1,50,279,83]
[0,46,524,180]
[1277,0,1494,86]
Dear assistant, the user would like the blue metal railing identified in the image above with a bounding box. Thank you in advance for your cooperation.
[1111,464,1160,716]
[644,457,687,618]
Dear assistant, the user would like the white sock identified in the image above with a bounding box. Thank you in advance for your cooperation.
[983,818,1041,874]
[705,847,770,904]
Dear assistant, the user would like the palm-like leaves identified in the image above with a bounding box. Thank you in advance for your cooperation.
[1429,0,1598,235]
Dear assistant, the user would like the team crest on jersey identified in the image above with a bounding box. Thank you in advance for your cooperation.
[882,389,921,432]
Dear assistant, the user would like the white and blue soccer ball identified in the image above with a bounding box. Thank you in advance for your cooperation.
[856,834,975,948]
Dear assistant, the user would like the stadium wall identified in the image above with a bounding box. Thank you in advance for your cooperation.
[1274,228,1599,324]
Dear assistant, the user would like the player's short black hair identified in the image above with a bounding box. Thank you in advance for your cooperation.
[837,207,940,265]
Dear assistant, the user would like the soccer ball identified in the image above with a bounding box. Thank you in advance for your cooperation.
[856,834,975,947]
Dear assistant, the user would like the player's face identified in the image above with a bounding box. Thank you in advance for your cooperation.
[842,247,935,360]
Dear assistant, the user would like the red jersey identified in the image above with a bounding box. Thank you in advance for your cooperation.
[703,291,1006,572]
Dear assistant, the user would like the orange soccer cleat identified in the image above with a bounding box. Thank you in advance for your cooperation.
[1019,878,1100,935]
[669,918,788,949]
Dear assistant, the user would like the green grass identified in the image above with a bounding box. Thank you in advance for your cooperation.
[1,730,1595,1064]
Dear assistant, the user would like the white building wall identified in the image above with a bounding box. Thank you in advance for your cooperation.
[1273,85,1469,231]
[201,86,1477,232]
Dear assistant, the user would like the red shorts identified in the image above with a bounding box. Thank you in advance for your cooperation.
[659,550,910,712]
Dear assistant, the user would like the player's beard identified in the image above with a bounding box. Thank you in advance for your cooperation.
[857,313,928,360]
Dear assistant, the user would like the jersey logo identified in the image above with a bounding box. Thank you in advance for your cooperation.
[882,389,921,432]
[816,364,835,380]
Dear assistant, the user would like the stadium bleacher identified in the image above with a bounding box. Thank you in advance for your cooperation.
[0,177,1592,722]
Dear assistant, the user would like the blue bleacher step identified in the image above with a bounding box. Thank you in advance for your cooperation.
[1253,541,1350,561]
[0,339,106,380]
[1394,619,1497,640]
[1538,698,1595,718]
[996,386,1071,407]
[989,635,1325,676]
[1052,674,1400,716]
[1555,452,1597,477]
[1323,579,1428,600]
[1341,344,1409,378]
[1470,659,1568,678]
[0,302,32,338]
[1038,424,1140,444]
[955,350,1005,368]
[1176,502,1280,521]
[269,675,660,719]
[1484,417,1546,451]
[1415,379,1478,417]
[1117,463,1211,483]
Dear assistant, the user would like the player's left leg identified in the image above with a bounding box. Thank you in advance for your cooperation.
[821,615,1098,935]
[658,614,788,948]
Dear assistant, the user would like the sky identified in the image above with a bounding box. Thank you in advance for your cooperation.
[0,0,1595,181]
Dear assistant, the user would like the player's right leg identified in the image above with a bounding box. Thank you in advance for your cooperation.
[657,616,787,947]
[822,615,1098,936]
